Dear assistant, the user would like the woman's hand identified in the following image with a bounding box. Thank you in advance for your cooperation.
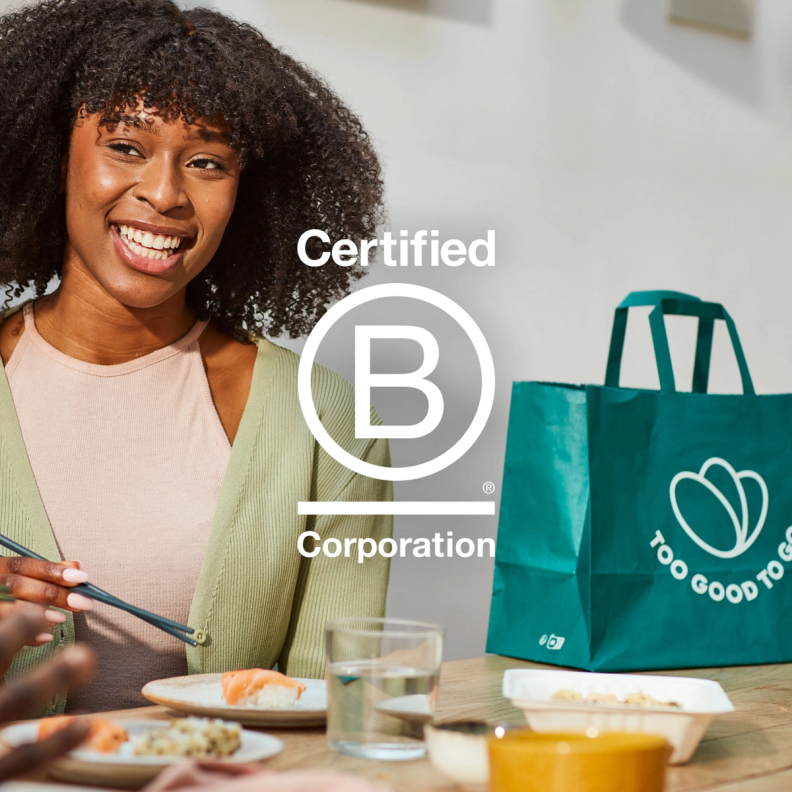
[0,603,95,780]
[0,558,93,647]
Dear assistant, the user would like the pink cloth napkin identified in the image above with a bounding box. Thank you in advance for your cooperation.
[143,762,393,792]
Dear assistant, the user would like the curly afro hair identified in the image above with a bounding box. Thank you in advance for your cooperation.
[0,0,384,338]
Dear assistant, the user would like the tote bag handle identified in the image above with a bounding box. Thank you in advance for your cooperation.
[604,290,755,395]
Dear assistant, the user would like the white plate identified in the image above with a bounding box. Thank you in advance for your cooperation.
[0,720,282,789]
[503,669,734,764]
[142,673,327,727]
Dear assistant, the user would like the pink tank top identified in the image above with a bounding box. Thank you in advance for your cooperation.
[5,303,231,713]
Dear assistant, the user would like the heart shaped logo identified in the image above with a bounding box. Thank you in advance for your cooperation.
[670,458,768,559]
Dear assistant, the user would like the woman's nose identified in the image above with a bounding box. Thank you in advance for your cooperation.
[132,158,187,214]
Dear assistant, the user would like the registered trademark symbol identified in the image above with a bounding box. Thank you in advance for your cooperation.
[483,481,495,494]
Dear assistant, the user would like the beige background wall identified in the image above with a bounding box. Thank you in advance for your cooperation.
[223,0,792,660]
[5,0,792,660]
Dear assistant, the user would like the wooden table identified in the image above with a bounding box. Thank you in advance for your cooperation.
[23,655,792,790]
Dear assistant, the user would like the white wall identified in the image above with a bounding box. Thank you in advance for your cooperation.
[212,0,792,660]
[8,0,792,660]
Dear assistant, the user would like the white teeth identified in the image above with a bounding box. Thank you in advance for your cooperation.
[124,237,169,260]
[116,225,183,257]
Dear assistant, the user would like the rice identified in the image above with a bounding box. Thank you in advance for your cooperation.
[550,689,682,709]
[132,718,242,758]
[239,683,301,709]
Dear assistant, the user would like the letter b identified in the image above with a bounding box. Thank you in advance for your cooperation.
[355,326,444,439]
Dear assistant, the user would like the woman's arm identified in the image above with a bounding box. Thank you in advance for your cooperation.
[277,437,392,678]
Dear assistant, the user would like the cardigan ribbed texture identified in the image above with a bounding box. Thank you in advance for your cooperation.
[0,306,392,716]
[7,304,231,713]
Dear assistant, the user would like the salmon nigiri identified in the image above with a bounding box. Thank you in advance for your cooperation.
[37,716,128,753]
[221,668,306,709]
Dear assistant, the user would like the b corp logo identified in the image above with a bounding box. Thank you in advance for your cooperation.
[297,283,495,482]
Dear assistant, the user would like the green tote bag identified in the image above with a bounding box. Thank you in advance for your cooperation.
[487,290,792,671]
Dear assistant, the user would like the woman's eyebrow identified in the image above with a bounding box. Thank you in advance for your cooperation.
[191,128,231,144]
[106,117,229,144]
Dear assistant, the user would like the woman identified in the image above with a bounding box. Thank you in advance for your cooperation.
[0,0,392,714]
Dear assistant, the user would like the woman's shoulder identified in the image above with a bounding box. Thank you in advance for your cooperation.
[0,304,27,366]
[250,338,390,496]
[253,337,358,418]
[252,337,385,444]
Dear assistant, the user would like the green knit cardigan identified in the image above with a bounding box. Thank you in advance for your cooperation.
[0,331,392,715]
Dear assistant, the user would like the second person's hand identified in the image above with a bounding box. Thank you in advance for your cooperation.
[0,603,96,779]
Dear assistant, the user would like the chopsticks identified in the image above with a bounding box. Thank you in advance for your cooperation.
[0,533,197,647]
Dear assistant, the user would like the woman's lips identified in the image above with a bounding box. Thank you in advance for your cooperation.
[111,224,186,275]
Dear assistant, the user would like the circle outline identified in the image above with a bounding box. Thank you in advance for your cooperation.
[297,283,495,481]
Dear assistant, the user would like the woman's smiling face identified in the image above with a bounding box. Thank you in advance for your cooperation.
[63,106,241,308]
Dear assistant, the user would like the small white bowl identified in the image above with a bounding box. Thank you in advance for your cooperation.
[424,721,514,787]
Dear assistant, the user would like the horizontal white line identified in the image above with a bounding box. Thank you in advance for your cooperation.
[298,502,496,516]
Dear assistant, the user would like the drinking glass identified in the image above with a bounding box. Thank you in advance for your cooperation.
[325,617,445,760]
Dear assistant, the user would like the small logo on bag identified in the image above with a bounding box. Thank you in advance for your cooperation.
[670,457,768,559]
[539,634,565,650]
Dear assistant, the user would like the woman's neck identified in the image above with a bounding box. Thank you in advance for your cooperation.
[34,263,196,366]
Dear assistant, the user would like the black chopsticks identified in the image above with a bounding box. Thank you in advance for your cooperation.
[0,533,197,647]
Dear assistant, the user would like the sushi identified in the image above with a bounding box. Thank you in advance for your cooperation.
[221,668,306,709]
[37,716,128,753]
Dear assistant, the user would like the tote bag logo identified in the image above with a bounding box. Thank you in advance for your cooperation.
[652,457,790,607]
[670,458,768,559]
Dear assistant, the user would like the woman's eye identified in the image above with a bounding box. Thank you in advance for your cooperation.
[189,158,224,171]
[108,142,142,157]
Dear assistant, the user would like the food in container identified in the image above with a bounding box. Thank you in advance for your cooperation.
[37,716,128,753]
[503,669,734,763]
[221,668,307,709]
[552,689,681,708]
[131,718,241,757]
[487,731,669,792]
[424,721,515,787]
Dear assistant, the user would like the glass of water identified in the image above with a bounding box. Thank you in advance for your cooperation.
[325,617,445,760]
